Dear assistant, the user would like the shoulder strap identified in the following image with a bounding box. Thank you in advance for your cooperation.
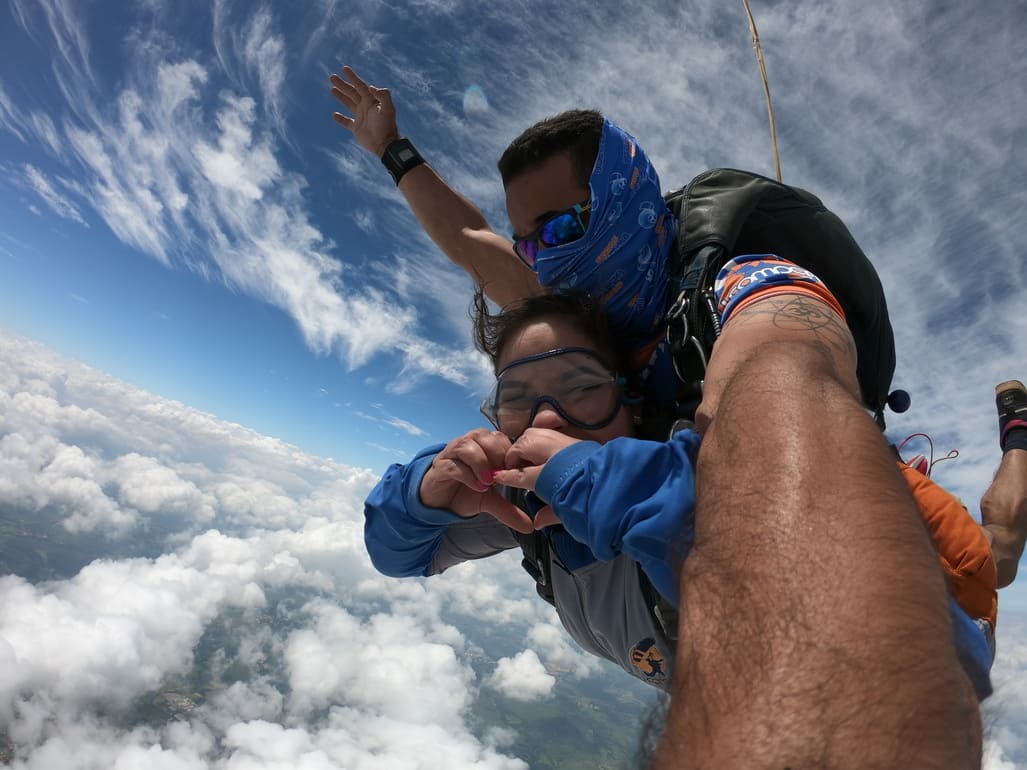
[502,487,556,605]
[637,564,679,643]
[513,528,555,605]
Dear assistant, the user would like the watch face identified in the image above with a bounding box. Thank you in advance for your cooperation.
[383,139,422,182]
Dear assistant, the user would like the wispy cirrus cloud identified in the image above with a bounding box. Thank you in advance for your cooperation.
[212,1,288,140]
[23,164,87,226]
[355,403,427,437]
[0,80,27,142]
[1,2,484,388]
[366,441,411,460]
[8,0,93,84]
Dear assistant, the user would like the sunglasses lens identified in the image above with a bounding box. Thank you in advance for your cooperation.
[540,212,586,248]
[514,237,538,267]
[512,202,589,269]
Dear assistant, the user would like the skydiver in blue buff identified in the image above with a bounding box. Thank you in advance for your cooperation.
[332,66,1027,768]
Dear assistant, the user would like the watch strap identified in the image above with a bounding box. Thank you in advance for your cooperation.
[381,137,425,185]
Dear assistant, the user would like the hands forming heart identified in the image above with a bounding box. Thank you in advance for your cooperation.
[419,428,580,533]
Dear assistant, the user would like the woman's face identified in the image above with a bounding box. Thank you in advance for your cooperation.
[492,315,636,443]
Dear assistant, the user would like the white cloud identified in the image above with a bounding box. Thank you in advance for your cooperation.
[215,711,530,770]
[527,621,603,680]
[378,413,426,437]
[0,544,265,716]
[65,121,175,265]
[110,453,216,522]
[18,0,92,81]
[211,1,288,141]
[352,208,374,233]
[200,679,285,732]
[241,7,288,140]
[209,475,300,527]
[23,164,87,225]
[29,111,63,156]
[354,404,427,437]
[5,717,206,770]
[0,331,384,539]
[365,441,410,460]
[0,91,64,155]
[0,427,136,534]
[195,94,280,200]
[487,649,555,702]
[393,337,483,392]
[0,79,27,142]
[285,600,473,722]
[430,558,542,627]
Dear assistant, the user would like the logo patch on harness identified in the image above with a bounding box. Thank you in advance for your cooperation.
[629,637,667,685]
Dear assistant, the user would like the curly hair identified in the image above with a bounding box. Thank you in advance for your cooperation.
[497,109,604,189]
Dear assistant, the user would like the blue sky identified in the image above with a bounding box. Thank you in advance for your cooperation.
[1,0,1027,766]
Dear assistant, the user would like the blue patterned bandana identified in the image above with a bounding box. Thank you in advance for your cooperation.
[533,118,676,343]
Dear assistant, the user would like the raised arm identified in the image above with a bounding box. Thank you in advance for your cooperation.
[330,66,542,308]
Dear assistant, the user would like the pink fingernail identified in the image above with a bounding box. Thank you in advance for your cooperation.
[481,471,497,485]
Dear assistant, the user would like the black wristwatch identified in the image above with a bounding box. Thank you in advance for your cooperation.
[380,137,425,185]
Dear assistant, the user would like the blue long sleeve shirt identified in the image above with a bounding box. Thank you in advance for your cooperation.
[533,432,701,604]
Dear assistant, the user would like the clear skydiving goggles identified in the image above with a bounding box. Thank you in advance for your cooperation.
[480,347,628,438]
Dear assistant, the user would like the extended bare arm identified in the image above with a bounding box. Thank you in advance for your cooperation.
[331,66,541,309]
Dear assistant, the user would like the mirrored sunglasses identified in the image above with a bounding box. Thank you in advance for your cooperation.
[512,199,591,268]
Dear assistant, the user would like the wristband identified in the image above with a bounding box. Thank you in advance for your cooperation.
[381,137,425,185]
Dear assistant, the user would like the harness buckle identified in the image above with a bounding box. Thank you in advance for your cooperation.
[666,289,709,393]
[666,289,689,322]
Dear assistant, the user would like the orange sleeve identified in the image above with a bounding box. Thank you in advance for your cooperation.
[899,462,998,628]
[730,281,845,322]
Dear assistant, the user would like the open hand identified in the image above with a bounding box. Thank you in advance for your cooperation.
[330,66,400,157]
